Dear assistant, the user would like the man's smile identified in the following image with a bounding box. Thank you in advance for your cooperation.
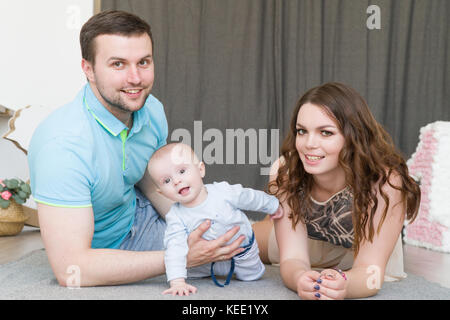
[120,88,144,98]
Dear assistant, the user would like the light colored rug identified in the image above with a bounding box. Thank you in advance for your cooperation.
[1,249,449,300]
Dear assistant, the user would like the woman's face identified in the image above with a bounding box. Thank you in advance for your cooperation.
[295,103,346,178]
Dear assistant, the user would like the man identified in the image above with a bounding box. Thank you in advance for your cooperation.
[28,10,244,287]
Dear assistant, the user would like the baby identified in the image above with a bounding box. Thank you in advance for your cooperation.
[148,143,283,296]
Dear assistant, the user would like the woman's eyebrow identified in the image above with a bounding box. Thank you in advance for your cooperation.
[296,123,337,129]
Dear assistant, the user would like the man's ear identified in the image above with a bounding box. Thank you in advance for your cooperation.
[199,161,206,178]
[81,58,95,82]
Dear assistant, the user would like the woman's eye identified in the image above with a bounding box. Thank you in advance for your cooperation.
[321,130,333,136]
[296,128,306,135]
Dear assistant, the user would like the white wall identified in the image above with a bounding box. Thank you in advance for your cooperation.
[0,0,94,190]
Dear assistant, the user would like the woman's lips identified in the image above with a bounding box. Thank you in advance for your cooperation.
[303,154,325,165]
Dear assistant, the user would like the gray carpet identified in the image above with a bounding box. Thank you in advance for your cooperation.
[1,249,449,300]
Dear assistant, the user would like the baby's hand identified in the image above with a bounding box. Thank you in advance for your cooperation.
[270,205,284,220]
[162,278,198,296]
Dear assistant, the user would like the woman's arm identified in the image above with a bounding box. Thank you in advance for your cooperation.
[331,173,406,299]
[270,158,321,298]
[276,210,312,290]
[276,197,325,299]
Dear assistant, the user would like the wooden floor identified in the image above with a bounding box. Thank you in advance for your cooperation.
[1,226,450,290]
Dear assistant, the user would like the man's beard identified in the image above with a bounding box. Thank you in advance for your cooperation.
[97,85,150,113]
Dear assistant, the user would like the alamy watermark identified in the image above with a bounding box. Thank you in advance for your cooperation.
[366,264,382,290]
[66,4,82,30]
[66,265,81,289]
[367,5,381,30]
[170,121,279,176]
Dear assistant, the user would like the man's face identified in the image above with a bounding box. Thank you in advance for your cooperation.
[82,33,154,121]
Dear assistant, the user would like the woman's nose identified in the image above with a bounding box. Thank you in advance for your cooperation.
[305,133,319,149]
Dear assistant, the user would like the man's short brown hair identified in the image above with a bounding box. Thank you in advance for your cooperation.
[80,10,153,64]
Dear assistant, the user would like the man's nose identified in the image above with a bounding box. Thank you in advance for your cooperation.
[127,66,141,85]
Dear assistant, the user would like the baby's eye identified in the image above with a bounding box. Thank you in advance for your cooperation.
[163,178,171,184]
[179,169,186,174]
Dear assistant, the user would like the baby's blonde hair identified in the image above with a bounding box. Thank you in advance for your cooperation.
[148,143,199,178]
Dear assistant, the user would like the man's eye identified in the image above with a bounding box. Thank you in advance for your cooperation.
[139,59,149,66]
[113,61,123,68]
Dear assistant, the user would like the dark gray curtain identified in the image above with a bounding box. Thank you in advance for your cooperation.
[102,0,450,218]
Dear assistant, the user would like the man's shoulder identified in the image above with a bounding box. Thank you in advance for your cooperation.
[143,94,166,121]
[145,94,164,109]
[35,90,88,133]
[29,93,93,156]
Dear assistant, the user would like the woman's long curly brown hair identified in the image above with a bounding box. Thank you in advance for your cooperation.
[268,82,420,256]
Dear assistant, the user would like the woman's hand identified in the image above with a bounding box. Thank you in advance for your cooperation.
[314,268,348,300]
[186,220,245,268]
[296,270,323,300]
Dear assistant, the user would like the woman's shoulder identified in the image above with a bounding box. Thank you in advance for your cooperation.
[370,169,405,218]
[373,169,404,195]
[269,156,286,180]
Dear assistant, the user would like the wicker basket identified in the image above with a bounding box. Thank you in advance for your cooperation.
[0,199,29,236]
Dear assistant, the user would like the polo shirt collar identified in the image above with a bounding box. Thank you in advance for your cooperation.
[83,83,151,137]
[130,98,151,136]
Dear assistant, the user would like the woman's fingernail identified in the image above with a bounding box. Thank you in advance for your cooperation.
[314,285,320,290]
[315,293,321,298]
[316,278,322,284]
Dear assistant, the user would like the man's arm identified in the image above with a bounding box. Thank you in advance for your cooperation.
[37,203,165,287]
[136,165,173,218]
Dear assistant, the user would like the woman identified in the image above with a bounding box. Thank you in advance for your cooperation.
[253,82,420,299]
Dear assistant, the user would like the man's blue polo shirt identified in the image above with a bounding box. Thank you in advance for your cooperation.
[28,83,168,249]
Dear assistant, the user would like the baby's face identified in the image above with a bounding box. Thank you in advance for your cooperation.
[152,149,206,206]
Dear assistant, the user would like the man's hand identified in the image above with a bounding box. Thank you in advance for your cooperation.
[186,220,245,268]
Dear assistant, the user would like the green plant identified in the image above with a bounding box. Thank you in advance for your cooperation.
[0,178,31,209]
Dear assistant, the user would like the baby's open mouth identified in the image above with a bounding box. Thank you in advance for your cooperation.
[179,187,190,195]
